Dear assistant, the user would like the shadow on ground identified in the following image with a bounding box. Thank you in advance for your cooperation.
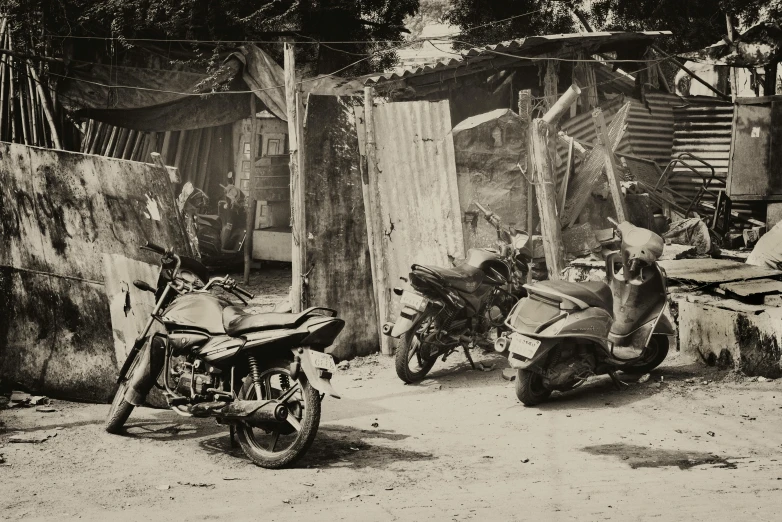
[582,442,738,470]
[198,423,434,469]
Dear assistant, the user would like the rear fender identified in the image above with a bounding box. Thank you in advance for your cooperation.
[293,347,340,399]
[508,337,559,370]
[125,335,166,406]
[300,317,345,347]
[389,307,421,338]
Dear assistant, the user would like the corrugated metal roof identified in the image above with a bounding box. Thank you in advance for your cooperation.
[365,31,672,85]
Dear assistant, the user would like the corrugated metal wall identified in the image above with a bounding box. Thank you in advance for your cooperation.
[372,100,465,320]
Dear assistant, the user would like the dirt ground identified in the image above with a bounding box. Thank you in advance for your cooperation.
[2,348,782,521]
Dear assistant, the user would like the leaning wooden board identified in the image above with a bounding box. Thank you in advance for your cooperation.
[658,259,782,285]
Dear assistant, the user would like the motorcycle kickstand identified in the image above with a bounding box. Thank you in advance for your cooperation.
[229,424,238,448]
[608,371,629,390]
[462,346,477,370]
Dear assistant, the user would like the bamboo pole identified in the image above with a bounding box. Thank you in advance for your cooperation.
[173,130,187,169]
[88,122,103,154]
[122,129,137,159]
[160,131,173,163]
[103,126,118,156]
[185,129,203,186]
[195,127,213,190]
[363,86,391,354]
[130,129,144,160]
[0,22,8,140]
[285,40,306,312]
[8,40,15,143]
[27,60,62,149]
[25,64,39,146]
[113,128,129,158]
[244,97,258,285]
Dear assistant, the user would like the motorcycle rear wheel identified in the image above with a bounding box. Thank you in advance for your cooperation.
[394,311,438,384]
[622,335,670,375]
[235,360,321,469]
[515,369,552,406]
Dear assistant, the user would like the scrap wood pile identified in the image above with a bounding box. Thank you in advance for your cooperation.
[527,87,771,288]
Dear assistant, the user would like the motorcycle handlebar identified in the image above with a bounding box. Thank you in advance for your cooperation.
[142,241,168,255]
[233,285,255,300]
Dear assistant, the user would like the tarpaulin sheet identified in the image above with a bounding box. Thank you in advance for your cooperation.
[59,44,287,131]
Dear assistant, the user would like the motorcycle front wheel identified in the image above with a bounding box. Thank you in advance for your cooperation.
[394,310,438,384]
[235,359,321,469]
[105,352,141,434]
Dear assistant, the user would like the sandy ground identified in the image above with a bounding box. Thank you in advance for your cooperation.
[2,348,782,521]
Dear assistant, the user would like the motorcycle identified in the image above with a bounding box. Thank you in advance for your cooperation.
[105,241,343,469]
[497,220,674,406]
[383,202,531,383]
[194,184,248,269]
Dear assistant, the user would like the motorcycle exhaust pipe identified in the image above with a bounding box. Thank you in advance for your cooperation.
[193,399,289,427]
[494,336,510,353]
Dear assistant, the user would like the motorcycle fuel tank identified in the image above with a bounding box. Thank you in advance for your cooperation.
[162,292,230,334]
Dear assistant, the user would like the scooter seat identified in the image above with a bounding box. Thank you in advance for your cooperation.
[533,280,613,312]
[413,264,484,293]
[223,307,311,336]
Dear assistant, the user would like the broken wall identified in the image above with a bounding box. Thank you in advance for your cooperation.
[452,109,528,250]
[0,143,191,401]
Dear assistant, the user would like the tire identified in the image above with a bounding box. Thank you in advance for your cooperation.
[235,359,321,469]
[622,335,669,375]
[515,369,552,406]
[394,311,438,384]
[105,352,141,434]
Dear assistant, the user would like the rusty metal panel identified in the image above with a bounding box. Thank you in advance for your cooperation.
[372,100,465,319]
[303,96,379,360]
[0,142,191,401]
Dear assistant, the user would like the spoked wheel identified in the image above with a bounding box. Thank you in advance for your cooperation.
[622,335,670,375]
[105,354,139,434]
[394,311,439,384]
[235,359,321,469]
[515,369,552,406]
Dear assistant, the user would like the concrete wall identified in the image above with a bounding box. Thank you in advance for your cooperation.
[0,143,192,401]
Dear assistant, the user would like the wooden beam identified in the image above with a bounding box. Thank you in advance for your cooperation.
[285,40,307,313]
[560,137,574,215]
[651,45,730,100]
[244,97,258,285]
[528,89,579,280]
[519,88,534,283]
[363,86,391,355]
[562,102,630,227]
[592,108,628,222]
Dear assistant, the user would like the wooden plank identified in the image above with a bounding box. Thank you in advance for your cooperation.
[562,102,630,226]
[363,87,390,354]
[658,258,782,285]
[592,107,628,222]
[559,136,574,215]
[719,278,782,297]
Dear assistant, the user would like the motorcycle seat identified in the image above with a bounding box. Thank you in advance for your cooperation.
[222,306,334,336]
[533,280,613,312]
[413,264,484,293]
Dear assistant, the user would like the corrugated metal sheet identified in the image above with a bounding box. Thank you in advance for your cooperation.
[372,100,465,319]
[365,31,671,85]
[671,99,734,208]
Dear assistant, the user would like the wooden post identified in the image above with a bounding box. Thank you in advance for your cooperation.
[592,108,628,223]
[528,88,580,280]
[285,40,306,313]
[244,97,258,285]
[27,61,62,149]
[519,89,534,283]
[363,86,391,355]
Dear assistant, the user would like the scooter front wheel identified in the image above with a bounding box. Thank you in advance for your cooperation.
[622,335,669,375]
[515,369,552,406]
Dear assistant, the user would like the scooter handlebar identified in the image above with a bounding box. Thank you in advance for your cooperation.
[233,285,255,300]
[142,241,168,255]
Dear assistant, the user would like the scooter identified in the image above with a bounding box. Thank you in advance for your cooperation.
[195,184,248,270]
[384,202,531,383]
[496,221,674,406]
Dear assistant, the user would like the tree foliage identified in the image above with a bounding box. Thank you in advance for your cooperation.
[0,0,420,76]
[445,0,782,53]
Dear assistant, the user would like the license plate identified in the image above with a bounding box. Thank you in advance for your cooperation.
[310,351,336,373]
[400,291,427,311]
[509,333,541,359]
